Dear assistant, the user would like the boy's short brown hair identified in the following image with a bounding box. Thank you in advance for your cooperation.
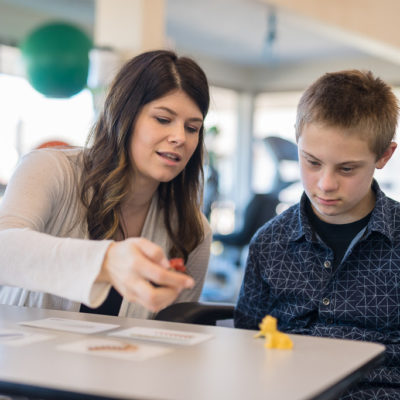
[295,70,399,159]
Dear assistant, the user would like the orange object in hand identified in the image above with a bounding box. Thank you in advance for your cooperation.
[169,258,186,273]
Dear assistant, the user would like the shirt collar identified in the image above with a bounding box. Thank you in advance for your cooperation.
[285,192,313,242]
[287,180,394,243]
[367,180,395,242]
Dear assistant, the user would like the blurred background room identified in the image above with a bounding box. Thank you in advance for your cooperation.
[1,0,400,304]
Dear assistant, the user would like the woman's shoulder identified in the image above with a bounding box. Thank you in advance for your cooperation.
[21,146,83,163]
[20,147,84,174]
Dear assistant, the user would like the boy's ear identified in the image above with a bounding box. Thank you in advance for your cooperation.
[376,142,397,169]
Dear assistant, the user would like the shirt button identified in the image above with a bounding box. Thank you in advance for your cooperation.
[324,260,331,268]
[322,298,330,306]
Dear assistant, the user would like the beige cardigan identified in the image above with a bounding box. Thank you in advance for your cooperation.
[0,148,212,319]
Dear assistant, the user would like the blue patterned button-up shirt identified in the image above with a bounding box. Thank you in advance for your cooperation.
[235,181,400,398]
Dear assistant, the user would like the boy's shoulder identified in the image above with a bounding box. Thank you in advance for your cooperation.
[252,201,303,244]
[373,188,400,238]
[380,192,400,211]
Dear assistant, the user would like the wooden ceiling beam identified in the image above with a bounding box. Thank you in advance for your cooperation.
[259,0,400,64]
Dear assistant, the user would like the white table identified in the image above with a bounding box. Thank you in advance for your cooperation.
[0,305,385,400]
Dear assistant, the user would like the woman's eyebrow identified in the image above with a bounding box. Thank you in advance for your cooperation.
[154,106,203,122]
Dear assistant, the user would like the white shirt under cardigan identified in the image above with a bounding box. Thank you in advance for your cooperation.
[0,148,212,319]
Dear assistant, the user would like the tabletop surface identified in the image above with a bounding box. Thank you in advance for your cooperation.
[0,305,385,400]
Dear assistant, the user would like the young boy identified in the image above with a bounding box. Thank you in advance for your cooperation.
[234,70,399,399]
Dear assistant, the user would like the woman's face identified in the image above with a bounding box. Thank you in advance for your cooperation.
[129,89,203,188]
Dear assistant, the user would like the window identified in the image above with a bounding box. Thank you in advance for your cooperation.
[253,91,302,206]
[204,86,238,234]
[0,74,94,187]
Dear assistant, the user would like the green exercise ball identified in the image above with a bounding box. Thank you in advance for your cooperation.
[20,22,92,98]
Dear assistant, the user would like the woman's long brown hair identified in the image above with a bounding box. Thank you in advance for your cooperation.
[80,50,210,261]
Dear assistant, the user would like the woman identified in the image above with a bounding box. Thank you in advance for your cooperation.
[0,50,212,319]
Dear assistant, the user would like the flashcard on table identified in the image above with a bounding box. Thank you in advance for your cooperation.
[58,338,171,361]
[110,326,213,346]
[19,317,119,334]
[0,328,54,346]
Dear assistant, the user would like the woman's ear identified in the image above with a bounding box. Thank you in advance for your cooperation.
[376,142,397,169]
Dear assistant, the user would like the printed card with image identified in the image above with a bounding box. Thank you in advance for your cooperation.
[58,338,172,361]
[110,326,213,345]
[20,317,119,334]
[0,328,54,346]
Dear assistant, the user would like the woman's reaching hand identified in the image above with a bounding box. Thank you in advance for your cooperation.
[97,238,194,312]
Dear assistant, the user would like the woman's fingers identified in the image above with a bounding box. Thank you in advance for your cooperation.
[143,261,194,289]
[129,280,181,312]
[99,238,194,311]
[131,238,170,269]
[111,270,182,312]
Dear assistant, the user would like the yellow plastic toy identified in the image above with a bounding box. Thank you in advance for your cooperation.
[254,315,293,349]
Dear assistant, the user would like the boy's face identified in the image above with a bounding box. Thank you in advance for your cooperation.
[298,123,395,224]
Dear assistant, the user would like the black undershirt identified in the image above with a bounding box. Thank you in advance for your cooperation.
[306,200,372,267]
[80,286,122,316]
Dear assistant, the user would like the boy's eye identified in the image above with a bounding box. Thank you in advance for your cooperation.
[307,159,320,167]
[341,167,354,173]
